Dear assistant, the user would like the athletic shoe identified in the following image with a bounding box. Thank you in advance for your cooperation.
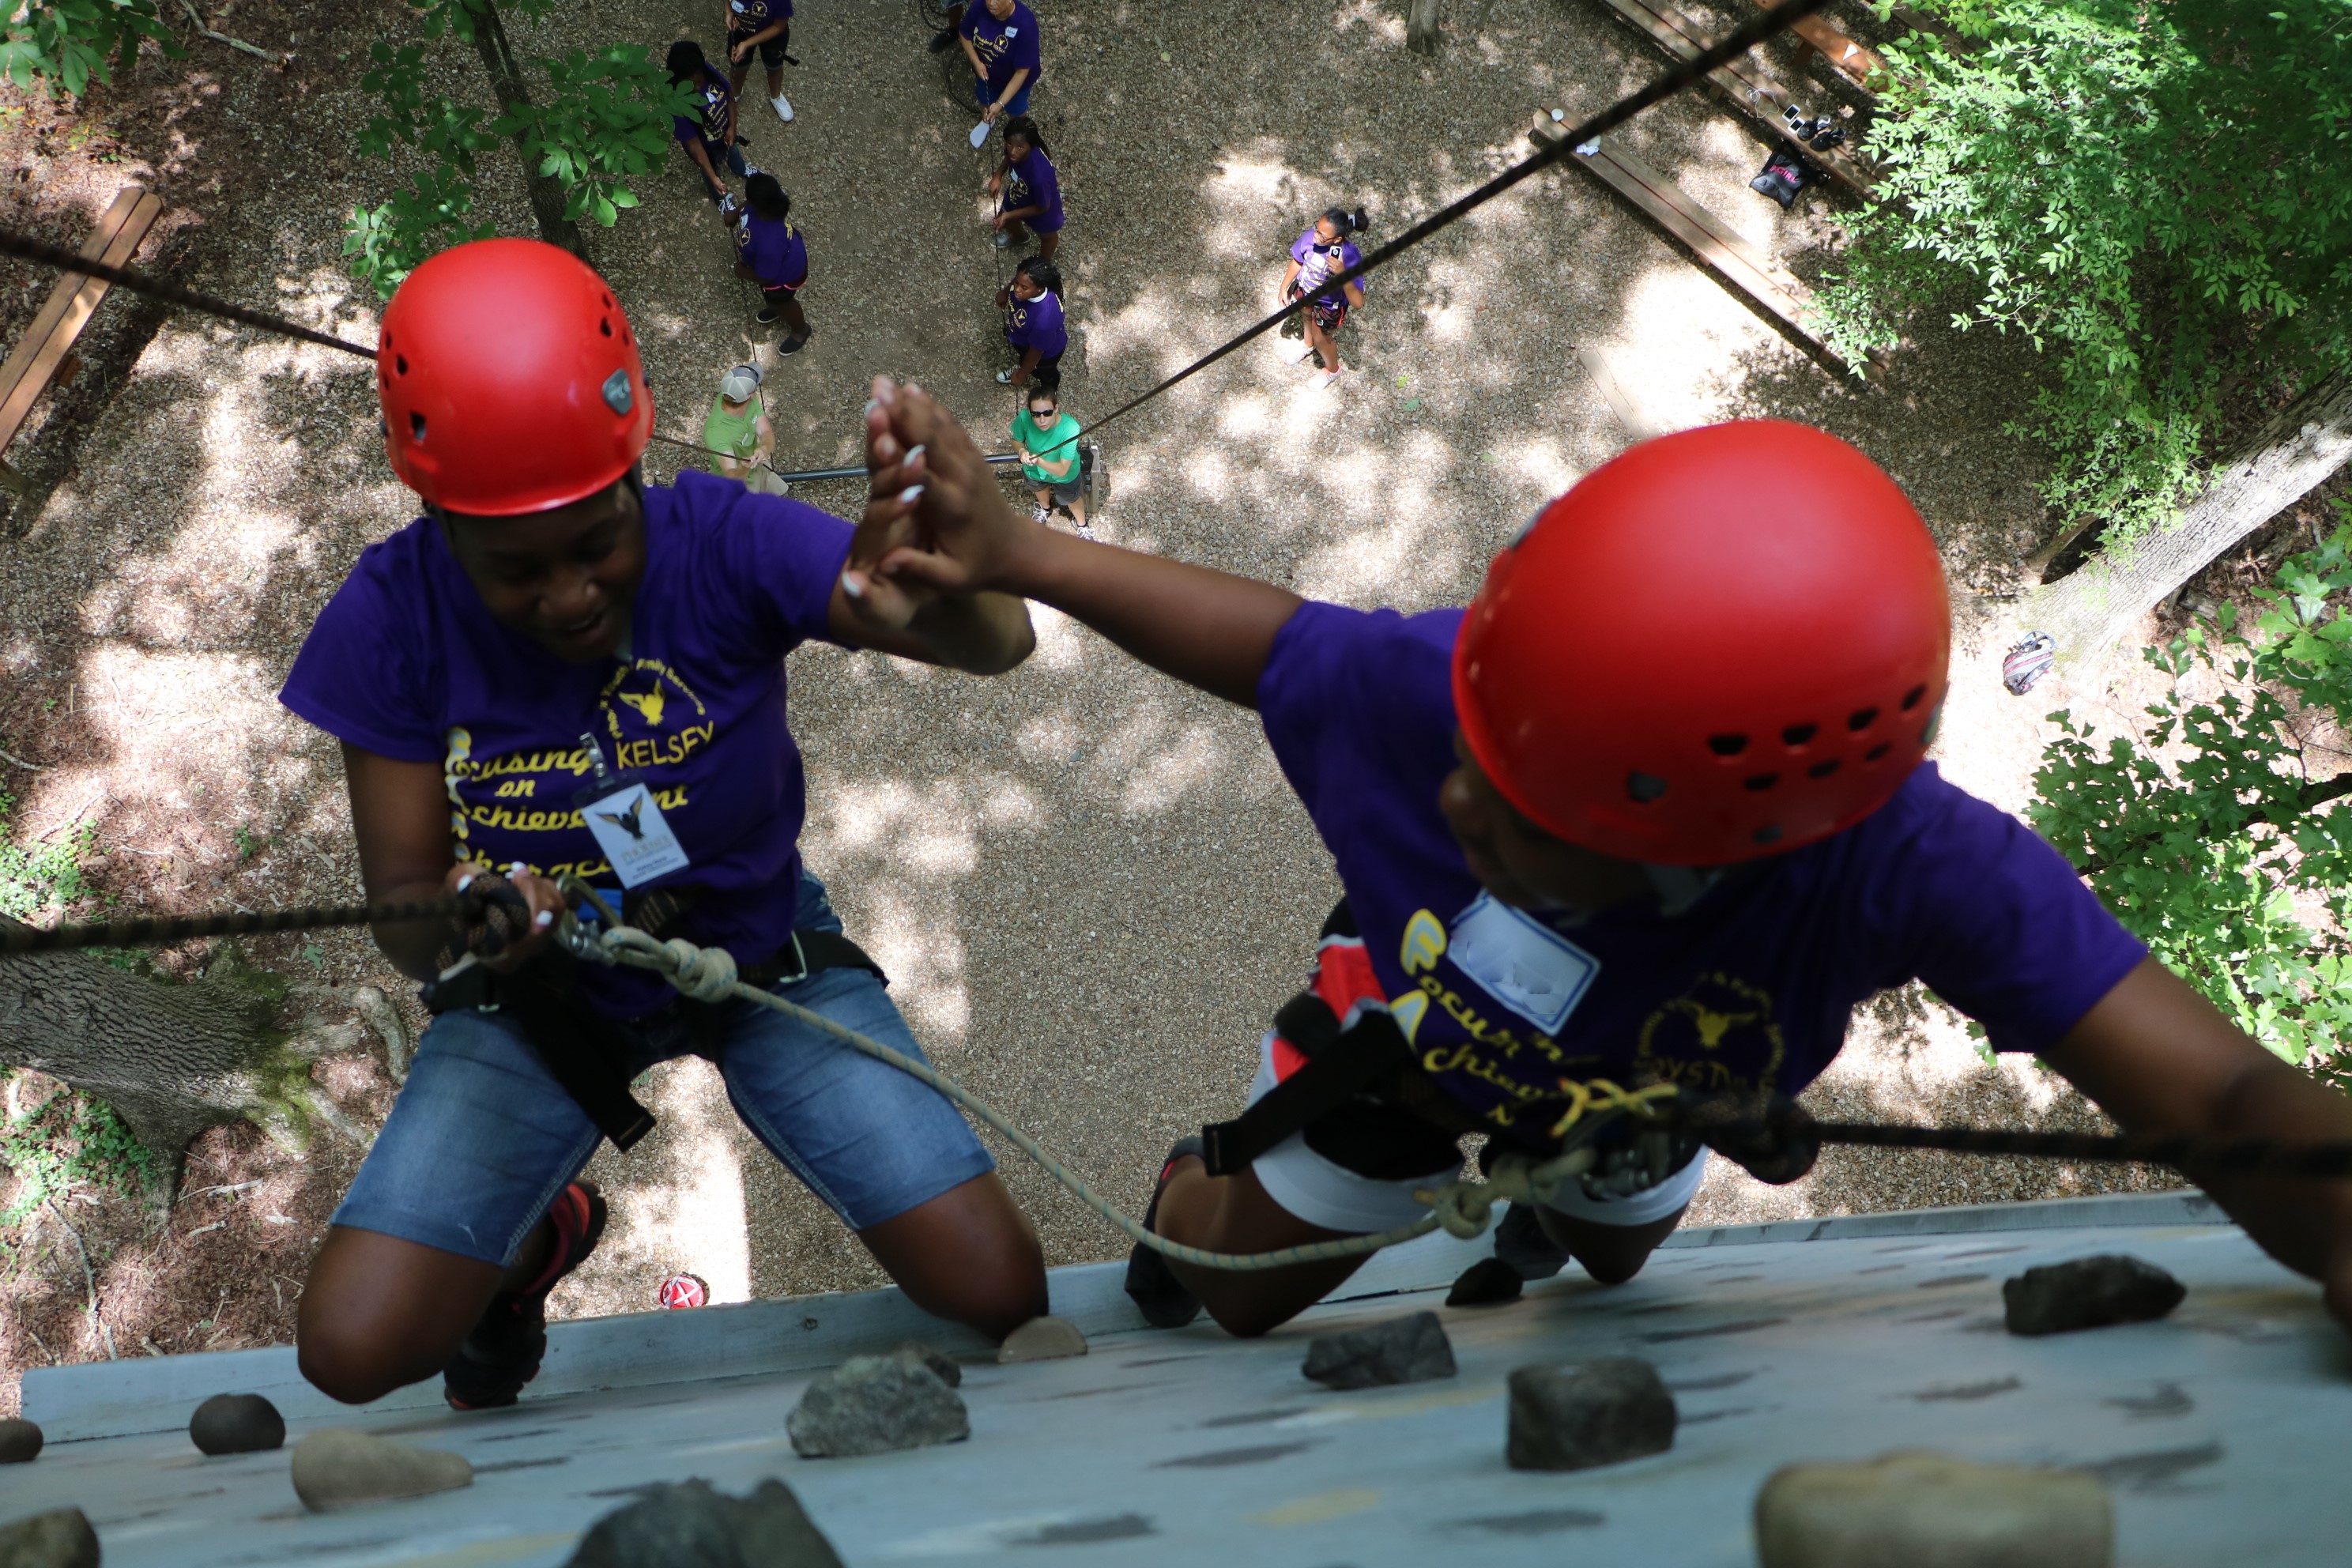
[1275,339,1314,366]
[1031,503,1053,524]
[443,1181,608,1410]
[1310,368,1340,391]
[993,229,1012,249]
[756,303,786,326]
[1076,522,1096,540]
[778,331,810,355]
[1122,1136,1204,1329]
[927,24,959,53]
[771,92,793,123]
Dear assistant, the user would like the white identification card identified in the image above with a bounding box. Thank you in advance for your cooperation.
[1446,891,1600,1035]
[580,781,692,888]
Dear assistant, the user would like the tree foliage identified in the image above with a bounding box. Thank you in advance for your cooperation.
[344,0,690,296]
[1822,1,2352,541]
[0,0,180,96]
[2030,518,2352,1080]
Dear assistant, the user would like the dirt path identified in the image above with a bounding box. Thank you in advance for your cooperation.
[0,0,2187,1402]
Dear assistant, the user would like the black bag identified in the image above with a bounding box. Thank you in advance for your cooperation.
[1750,147,1815,209]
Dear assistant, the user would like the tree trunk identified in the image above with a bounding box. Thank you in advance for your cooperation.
[464,0,588,262]
[2026,368,2352,667]
[0,927,406,1180]
[1407,0,1443,56]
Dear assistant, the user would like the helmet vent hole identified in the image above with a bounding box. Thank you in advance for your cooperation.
[1626,771,1668,804]
[1707,733,1749,757]
[1743,773,1779,792]
[1781,723,1817,748]
[602,292,614,308]
[394,354,409,376]
[409,412,426,443]
[1808,760,1841,779]
[1865,743,1892,762]
[1752,824,1783,846]
[1902,684,1928,710]
[600,317,614,337]
[1847,707,1878,731]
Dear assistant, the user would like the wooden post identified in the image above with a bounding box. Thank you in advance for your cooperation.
[1407,0,1442,55]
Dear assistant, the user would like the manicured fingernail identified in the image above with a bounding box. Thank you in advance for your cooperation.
[507,862,526,878]
[904,444,926,466]
[872,376,898,405]
[535,910,555,929]
[456,873,477,894]
[862,398,880,418]
[898,484,925,504]
[841,569,865,598]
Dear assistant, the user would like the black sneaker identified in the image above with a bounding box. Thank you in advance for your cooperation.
[778,330,810,355]
[443,1180,609,1410]
[756,303,786,326]
[1123,1136,1204,1329]
[927,24,959,54]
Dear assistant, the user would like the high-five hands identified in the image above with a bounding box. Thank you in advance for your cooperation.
[842,376,1043,628]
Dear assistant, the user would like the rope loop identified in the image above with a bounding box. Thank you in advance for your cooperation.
[663,936,739,1003]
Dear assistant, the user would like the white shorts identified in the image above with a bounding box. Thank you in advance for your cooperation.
[1245,1031,1709,1234]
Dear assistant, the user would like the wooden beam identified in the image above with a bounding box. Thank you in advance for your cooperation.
[0,187,166,455]
[1575,346,1664,443]
[1539,119,1846,368]
[1745,0,1886,86]
[1586,0,1875,195]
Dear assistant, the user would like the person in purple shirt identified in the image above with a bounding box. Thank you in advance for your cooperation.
[842,387,2352,1345]
[723,0,793,124]
[730,173,811,353]
[1279,206,1367,392]
[988,116,1063,258]
[665,40,752,206]
[278,241,1050,1412]
[995,255,1065,389]
[959,0,1039,126]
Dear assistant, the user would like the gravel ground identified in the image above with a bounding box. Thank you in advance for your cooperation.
[1,0,2189,1387]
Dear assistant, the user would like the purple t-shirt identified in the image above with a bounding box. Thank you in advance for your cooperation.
[960,0,1042,89]
[278,473,854,1018]
[738,213,808,288]
[1290,231,1364,308]
[1256,602,2147,1146]
[1001,147,1063,232]
[673,65,734,150]
[1004,288,1066,358]
[726,0,791,34]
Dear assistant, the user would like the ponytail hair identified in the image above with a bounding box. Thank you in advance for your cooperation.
[1321,205,1370,237]
[1016,255,1063,296]
[1001,115,1049,157]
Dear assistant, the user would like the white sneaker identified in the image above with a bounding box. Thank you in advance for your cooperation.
[1031,503,1053,524]
[993,229,1012,249]
[1310,368,1340,391]
[1276,339,1314,366]
[1076,522,1096,540]
[771,93,793,123]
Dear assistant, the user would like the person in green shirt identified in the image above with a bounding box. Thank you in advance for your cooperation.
[702,363,785,495]
[1010,384,1088,536]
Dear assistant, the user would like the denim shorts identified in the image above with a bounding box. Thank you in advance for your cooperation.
[977,76,1032,118]
[333,873,996,1266]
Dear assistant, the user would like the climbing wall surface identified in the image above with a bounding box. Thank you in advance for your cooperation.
[9,1193,2346,1566]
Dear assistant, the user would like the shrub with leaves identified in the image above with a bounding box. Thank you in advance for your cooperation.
[1824,2,2352,541]
[0,0,181,96]
[2029,522,2352,1080]
[344,0,692,296]
[0,1080,160,1232]
[0,790,95,921]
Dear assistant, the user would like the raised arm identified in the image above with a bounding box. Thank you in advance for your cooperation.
[2042,956,2352,1326]
[847,379,1300,708]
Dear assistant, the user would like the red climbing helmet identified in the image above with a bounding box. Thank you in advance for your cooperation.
[376,239,653,515]
[1453,421,1950,866]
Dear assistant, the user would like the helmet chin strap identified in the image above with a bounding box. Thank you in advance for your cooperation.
[1642,862,1723,918]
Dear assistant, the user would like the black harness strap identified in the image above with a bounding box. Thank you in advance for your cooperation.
[1200,997,1419,1177]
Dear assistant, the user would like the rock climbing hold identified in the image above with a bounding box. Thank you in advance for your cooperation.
[564,1477,845,1567]
[0,1506,97,1568]
[1755,1450,2112,1567]
[1506,1357,1675,1472]
[189,1393,285,1455]
[1302,1310,1457,1389]
[997,1315,1088,1364]
[786,1355,969,1458]
[0,1418,43,1464]
[2003,1255,2185,1336]
[289,1428,474,1511]
[895,1340,963,1387]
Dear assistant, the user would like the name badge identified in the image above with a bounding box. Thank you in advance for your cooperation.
[1446,891,1600,1035]
[1004,24,1018,35]
[575,778,691,888]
